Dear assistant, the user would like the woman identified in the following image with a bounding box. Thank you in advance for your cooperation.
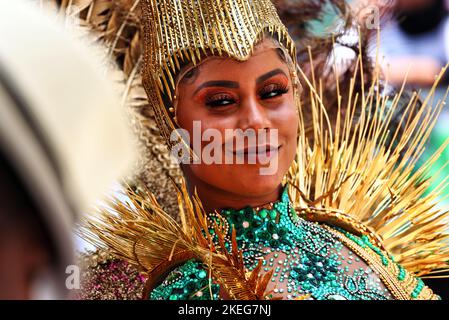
[76,0,449,300]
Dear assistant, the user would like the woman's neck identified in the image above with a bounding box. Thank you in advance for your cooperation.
[184,174,283,213]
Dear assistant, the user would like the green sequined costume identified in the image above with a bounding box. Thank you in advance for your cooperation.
[149,188,436,300]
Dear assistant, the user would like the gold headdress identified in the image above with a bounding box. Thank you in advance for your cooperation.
[140,0,297,148]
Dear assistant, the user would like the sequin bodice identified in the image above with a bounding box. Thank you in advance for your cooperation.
[149,188,436,300]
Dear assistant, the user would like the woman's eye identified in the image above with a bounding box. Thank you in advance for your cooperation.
[259,84,289,100]
[205,94,236,108]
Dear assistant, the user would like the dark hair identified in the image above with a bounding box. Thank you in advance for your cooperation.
[397,0,447,35]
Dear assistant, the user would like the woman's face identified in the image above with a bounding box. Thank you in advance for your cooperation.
[176,39,299,200]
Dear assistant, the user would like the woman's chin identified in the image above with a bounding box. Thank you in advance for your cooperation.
[233,173,283,197]
[189,163,286,199]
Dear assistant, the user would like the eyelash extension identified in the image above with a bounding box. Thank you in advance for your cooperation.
[205,93,237,108]
[258,83,289,99]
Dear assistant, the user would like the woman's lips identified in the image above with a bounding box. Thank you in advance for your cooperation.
[233,145,279,155]
[230,145,281,161]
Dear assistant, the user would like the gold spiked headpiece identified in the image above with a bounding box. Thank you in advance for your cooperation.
[141,0,297,148]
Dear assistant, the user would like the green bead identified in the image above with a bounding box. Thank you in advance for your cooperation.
[259,208,268,219]
[267,221,277,233]
[197,270,207,279]
[259,231,270,241]
[269,210,277,220]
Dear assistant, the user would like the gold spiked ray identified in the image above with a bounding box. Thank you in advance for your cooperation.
[287,32,449,277]
[80,181,277,300]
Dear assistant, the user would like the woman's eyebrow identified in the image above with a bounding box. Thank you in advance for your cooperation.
[256,68,287,84]
[193,80,239,95]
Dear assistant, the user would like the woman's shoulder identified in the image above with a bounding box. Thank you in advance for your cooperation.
[148,259,221,300]
[319,222,440,300]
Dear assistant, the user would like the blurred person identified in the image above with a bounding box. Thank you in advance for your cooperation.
[0,0,135,299]
[371,0,449,86]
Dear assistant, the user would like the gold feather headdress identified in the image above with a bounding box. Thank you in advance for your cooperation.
[43,0,449,298]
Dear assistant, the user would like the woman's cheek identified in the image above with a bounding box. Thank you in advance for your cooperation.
[272,102,298,132]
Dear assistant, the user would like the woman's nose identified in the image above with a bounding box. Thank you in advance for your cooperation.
[238,96,271,131]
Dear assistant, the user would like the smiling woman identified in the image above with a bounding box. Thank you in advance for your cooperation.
[77,0,449,301]
[176,39,299,213]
